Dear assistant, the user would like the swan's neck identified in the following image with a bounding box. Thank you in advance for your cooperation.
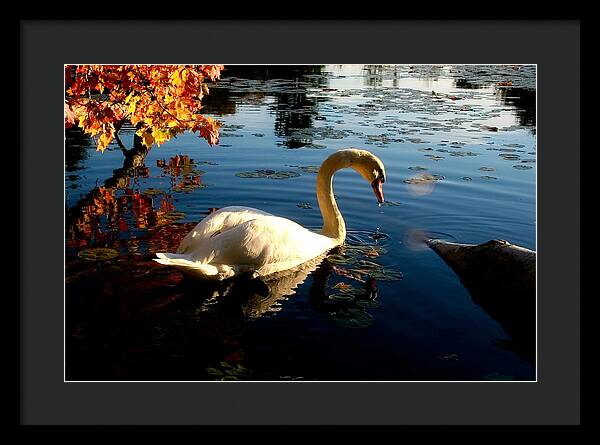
[316,155,349,243]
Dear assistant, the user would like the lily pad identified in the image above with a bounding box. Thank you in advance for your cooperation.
[481,125,498,132]
[143,188,165,196]
[234,171,265,178]
[306,143,327,149]
[513,164,533,170]
[364,247,381,258]
[206,367,224,377]
[404,174,444,184]
[364,267,403,282]
[164,211,186,221]
[346,260,403,282]
[481,175,498,180]
[478,167,496,172]
[328,293,355,302]
[235,170,301,180]
[343,245,388,260]
[408,166,428,171]
[207,362,250,381]
[269,171,302,179]
[297,165,320,173]
[296,202,313,209]
[326,254,354,266]
[461,176,473,181]
[333,282,358,293]
[332,266,365,282]
[77,247,119,261]
[499,154,520,161]
[332,282,367,298]
[449,151,478,157]
[355,299,382,309]
[331,308,374,328]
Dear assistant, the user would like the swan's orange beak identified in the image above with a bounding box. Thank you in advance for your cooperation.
[371,178,384,203]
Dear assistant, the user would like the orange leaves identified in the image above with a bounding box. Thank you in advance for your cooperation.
[192,116,222,146]
[199,120,221,146]
[201,65,225,81]
[71,99,123,143]
[137,130,154,148]
[97,131,114,153]
[64,102,76,127]
[136,127,176,148]
[65,65,224,152]
[150,128,173,147]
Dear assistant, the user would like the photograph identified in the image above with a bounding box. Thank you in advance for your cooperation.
[64,64,537,382]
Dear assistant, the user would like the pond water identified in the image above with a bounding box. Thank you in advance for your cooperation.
[65,65,536,381]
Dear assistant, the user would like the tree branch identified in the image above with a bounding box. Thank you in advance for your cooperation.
[114,132,129,154]
[113,119,129,154]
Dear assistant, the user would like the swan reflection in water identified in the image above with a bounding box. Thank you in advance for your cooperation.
[181,248,378,321]
[189,253,331,318]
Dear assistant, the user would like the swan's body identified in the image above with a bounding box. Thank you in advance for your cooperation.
[154,149,386,280]
[155,206,337,280]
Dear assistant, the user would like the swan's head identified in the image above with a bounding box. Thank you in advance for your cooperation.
[344,149,386,203]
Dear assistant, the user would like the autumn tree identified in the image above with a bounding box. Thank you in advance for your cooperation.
[64,65,224,153]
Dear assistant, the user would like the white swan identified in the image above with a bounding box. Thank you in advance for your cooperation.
[153,148,386,280]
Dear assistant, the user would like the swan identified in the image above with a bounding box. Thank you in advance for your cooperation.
[153,148,386,280]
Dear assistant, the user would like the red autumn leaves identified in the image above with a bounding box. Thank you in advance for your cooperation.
[65,65,225,152]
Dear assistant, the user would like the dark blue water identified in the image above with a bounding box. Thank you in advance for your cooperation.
[65,65,536,381]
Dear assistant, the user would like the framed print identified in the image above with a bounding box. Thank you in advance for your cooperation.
[21,20,580,425]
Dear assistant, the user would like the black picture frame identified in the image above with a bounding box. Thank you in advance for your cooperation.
[20,20,580,425]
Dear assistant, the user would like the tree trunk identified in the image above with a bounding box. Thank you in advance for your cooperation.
[66,131,152,237]
[104,132,151,189]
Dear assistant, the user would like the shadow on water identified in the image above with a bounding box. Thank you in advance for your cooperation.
[363,65,386,88]
[65,127,91,186]
[65,243,378,381]
[196,86,238,116]
[496,87,536,128]
[452,78,535,130]
[428,240,536,363]
[202,65,330,147]
[449,65,536,130]
[65,217,392,381]
[454,78,483,90]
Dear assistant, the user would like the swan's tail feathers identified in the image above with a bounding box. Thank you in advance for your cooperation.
[153,253,235,281]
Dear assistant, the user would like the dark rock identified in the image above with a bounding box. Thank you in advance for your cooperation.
[427,239,536,362]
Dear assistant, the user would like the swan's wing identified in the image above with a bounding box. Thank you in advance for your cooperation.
[176,206,275,254]
[188,215,336,275]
